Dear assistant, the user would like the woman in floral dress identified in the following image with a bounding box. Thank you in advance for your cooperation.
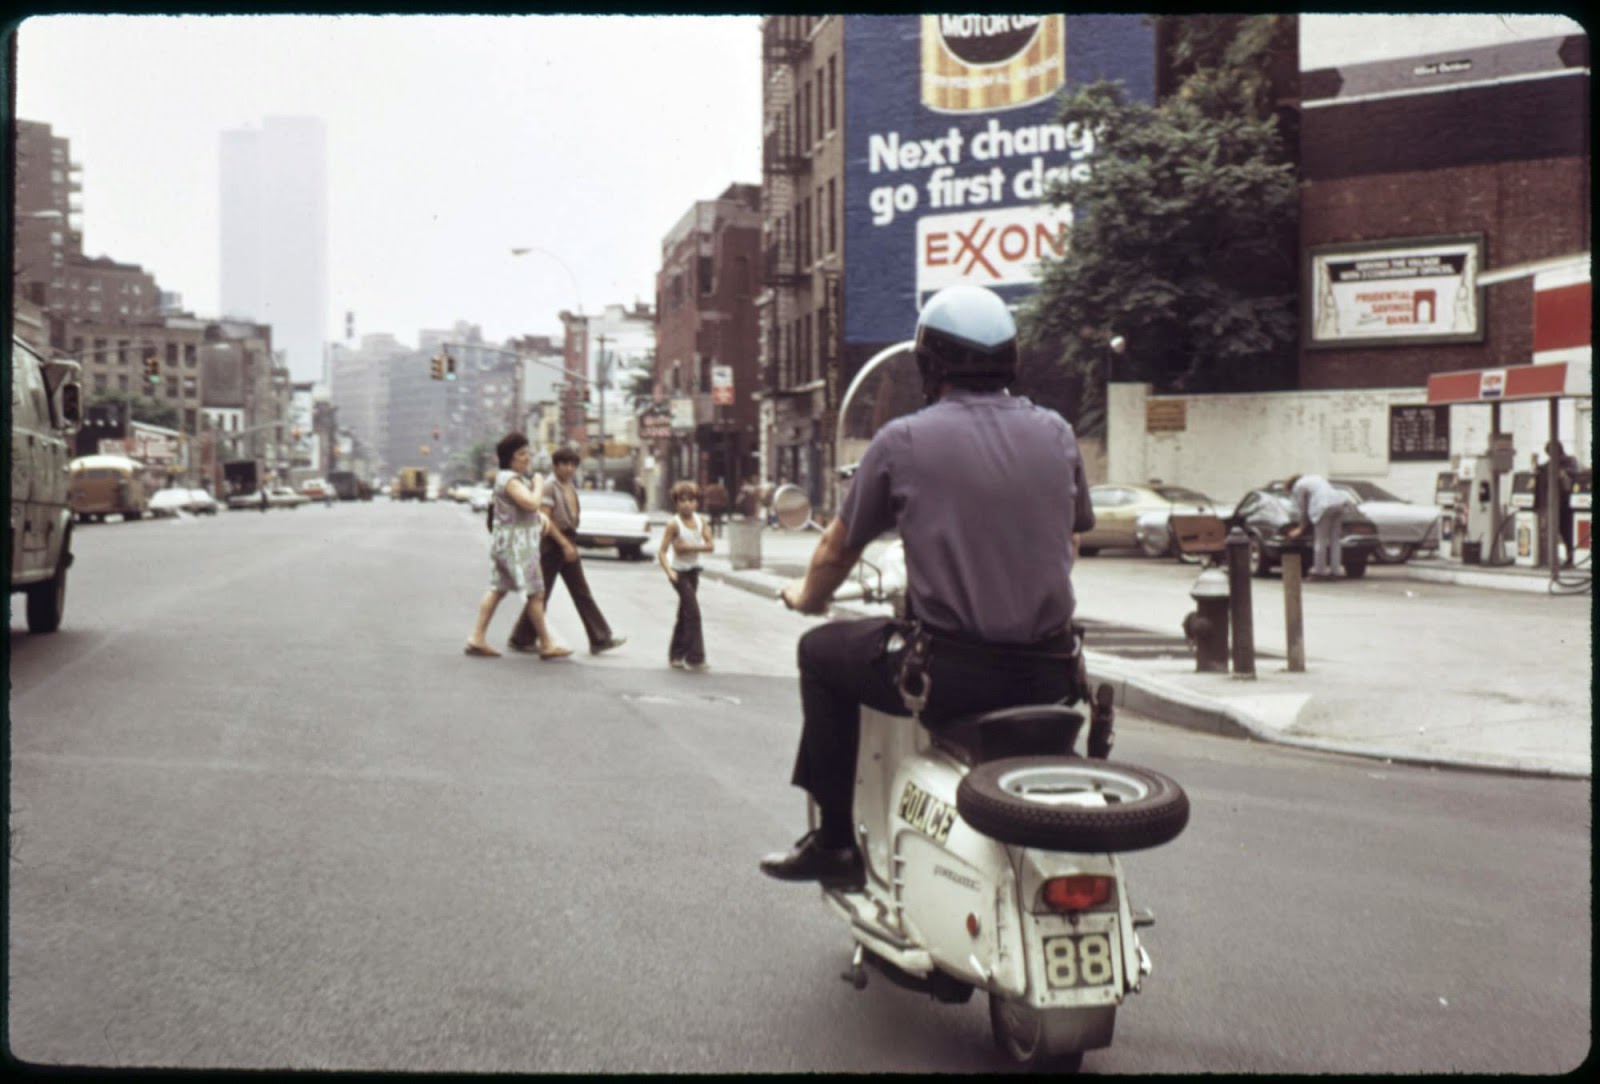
[464,432,575,658]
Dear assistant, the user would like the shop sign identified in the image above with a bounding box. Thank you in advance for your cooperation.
[1144,399,1187,433]
[712,365,734,406]
[671,397,695,432]
[639,402,673,441]
[1388,404,1450,461]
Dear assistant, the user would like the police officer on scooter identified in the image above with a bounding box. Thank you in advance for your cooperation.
[764,284,1098,888]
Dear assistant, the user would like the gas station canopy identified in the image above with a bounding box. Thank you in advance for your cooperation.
[1426,359,1591,405]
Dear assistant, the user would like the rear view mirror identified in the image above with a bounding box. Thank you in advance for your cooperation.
[772,484,817,531]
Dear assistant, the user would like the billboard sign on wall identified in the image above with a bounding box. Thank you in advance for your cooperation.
[1306,234,1485,348]
[843,14,1155,345]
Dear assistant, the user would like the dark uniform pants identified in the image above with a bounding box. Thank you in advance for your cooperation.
[791,617,1079,846]
[509,532,614,649]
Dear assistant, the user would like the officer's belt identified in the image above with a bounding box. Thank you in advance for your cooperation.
[914,622,1078,661]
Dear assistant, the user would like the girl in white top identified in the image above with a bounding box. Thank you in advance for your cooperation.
[658,480,714,668]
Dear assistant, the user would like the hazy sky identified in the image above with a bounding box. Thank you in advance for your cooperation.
[13,14,763,360]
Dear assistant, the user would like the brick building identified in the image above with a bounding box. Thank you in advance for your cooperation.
[654,182,763,496]
[757,14,844,506]
[14,119,161,345]
[1298,16,1589,389]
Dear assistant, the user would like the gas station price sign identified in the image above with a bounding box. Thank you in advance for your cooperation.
[1389,404,1450,461]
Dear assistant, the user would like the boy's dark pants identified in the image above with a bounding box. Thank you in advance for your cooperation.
[669,568,705,664]
[508,534,614,650]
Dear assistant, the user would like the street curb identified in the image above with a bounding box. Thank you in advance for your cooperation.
[699,564,1589,781]
[1085,654,1590,780]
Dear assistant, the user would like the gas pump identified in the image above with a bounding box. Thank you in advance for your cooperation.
[1461,434,1515,564]
[1510,470,1542,567]
[1573,470,1593,563]
[1435,470,1460,559]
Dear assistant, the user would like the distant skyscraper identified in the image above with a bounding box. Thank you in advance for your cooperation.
[219,116,329,382]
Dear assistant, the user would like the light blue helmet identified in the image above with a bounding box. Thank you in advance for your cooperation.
[914,285,1019,398]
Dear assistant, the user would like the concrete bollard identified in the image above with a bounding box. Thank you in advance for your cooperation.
[1281,550,1306,672]
[1186,566,1231,672]
[1225,527,1256,679]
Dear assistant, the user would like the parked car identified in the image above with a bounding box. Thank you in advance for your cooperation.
[1330,478,1441,564]
[1226,485,1382,578]
[299,478,332,501]
[1079,483,1219,557]
[149,487,218,517]
[228,486,308,511]
[10,335,81,633]
[574,490,651,561]
[268,486,309,508]
[467,485,493,513]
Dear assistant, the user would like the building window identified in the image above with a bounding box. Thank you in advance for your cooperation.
[93,373,107,393]
[801,79,810,148]
[183,377,198,398]
[699,255,714,295]
[736,255,750,297]
[817,185,826,259]
[116,340,129,366]
[827,179,837,254]
[167,382,179,400]
[166,342,178,365]
[828,55,837,133]
[184,408,197,434]
[184,343,197,366]
[117,374,128,393]
[817,72,826,144]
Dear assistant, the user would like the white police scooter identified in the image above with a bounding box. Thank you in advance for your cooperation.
[772,342,1189,1072]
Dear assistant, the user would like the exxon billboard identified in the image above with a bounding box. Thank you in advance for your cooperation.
[844,15,1155,345]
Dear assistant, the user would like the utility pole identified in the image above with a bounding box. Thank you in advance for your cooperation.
[594,334,610,477]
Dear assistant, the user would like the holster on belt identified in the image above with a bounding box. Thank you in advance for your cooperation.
[892,619,1084,717]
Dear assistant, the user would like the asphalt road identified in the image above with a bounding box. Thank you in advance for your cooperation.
[6,500,1590,1073]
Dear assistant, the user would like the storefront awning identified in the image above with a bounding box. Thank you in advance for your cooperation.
[1426,359,1591,404]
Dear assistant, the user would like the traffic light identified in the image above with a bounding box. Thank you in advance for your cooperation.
[430,354,445,380]
[143,353,160,384]
[445,354,457,381]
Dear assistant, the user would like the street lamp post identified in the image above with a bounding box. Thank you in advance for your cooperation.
[510,245,585,455]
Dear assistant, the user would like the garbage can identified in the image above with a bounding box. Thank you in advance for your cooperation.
[728,518,763,571]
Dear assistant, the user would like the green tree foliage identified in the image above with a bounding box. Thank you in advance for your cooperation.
[89,390,179,430]
[1018,15,1299,437]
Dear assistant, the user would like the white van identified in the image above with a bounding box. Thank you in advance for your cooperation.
[9,336,82,632]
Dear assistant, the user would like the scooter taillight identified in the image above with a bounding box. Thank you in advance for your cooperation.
[1042,875,1114,912]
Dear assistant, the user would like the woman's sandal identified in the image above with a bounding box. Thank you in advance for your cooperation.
[464,641,501,657]
[538,645,573,660]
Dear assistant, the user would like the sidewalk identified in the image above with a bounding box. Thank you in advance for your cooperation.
[693,523,1592,779]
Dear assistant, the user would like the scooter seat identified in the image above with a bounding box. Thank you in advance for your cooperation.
[931,705,1085,766]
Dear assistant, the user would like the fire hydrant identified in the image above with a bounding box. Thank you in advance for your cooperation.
[1185,566,1230,672]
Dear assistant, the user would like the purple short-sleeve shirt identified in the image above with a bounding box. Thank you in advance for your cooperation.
[839,389,1095,644]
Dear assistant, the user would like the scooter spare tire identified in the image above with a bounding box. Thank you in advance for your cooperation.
[956,758,1188,853]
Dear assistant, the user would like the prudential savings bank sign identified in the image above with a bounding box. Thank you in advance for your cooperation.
[844,15,1155,345]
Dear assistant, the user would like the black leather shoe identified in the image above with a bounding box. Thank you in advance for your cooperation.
[760,830,864,888]
[590,636,627,655]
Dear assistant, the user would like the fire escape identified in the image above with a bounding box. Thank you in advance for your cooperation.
[760,15,812,396]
